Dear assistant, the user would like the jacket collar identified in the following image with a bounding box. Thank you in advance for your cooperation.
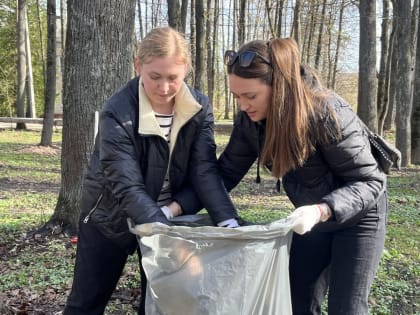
[137,78,202,150]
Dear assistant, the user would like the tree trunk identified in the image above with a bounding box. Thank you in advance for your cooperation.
[393,0,413,166]
[137,0,144,39]
[46,0,136,235]
[265,0,276,38]
[276,0,285,37]
[305,0,318,64]
[180,0,189,34]
[331,1,345,90]
[223,0,231,120]
[206,0,214,104]
[377,0,391,135]
[238,0,246,46]
[384,10,398,131]
[16,0,28,130]
[357,0,377,131]
[411,0,419,58]
[25,14,36,118]
[213,0,220,110]
[314,0,327,70]
[167,0,181,30]
[36,0,46,84]
[40,0,57,146]
[190,0,196,85]
[412,3,420,164]
[325,5,334,85]
[153,0,162,29]
[291,0,301,50]
[252,1,264,39]
[232,0,238,118]
[194,0,205,91]
[60,0,65,71]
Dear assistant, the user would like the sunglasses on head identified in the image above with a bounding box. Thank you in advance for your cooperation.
[224,50,271,67]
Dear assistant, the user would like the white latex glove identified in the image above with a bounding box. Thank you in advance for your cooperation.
[161,202,183,220]
[161,206,174,219]
[217,218,240,228]
[287,205,321,235]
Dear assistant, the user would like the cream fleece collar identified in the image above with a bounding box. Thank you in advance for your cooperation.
[137,78,202,151]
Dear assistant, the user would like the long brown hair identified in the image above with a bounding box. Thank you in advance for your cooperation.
[227,38,340,177]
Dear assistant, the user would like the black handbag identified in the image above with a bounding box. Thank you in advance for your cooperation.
[365,128,401,174]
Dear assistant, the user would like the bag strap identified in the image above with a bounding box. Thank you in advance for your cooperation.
[358,118,401,170]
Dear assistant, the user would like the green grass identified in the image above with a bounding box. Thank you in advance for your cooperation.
[369,171,420,315]
[0,128,419,314]
[1,238,73,291]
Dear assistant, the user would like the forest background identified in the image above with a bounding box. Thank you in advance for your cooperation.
[0,0,419,314]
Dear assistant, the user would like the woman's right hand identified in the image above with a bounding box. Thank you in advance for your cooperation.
[287,203,332,234]
[161,201,183,219]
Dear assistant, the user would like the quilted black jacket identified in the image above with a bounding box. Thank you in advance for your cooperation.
[218,94,387,231]
[79,77,237,252]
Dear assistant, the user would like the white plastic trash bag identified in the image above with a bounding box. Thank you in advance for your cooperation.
[129,215,294,315]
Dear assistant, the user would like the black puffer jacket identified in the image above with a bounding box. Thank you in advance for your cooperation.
[218,94,387,231]
[80,77,237,252]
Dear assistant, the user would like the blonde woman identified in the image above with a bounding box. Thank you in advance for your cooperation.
[221,38,387,314]
[64,27,238,315]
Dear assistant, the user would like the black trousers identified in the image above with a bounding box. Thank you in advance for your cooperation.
[63,220,147,315]
[289,199,387,315]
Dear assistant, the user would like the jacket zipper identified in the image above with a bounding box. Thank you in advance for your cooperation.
[83,193,103,223]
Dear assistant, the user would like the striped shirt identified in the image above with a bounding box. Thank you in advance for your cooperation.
[155,112,174,207]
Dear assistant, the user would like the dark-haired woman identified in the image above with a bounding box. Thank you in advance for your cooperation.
[220,38,387,314]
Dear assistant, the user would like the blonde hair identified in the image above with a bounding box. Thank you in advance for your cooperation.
[137,26,191,70]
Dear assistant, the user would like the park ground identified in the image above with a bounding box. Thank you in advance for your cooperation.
[0,127,419,314]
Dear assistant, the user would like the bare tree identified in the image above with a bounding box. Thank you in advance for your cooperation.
[357,0,377,131]
[238,0,246,46]
[16,0,28,130]
[377,0,391,135]
[180,0,189,34]
[412,2,420,164]
[137,0,144,39]
[190,0,196,82]
[331,0,346,90]
[275,0,285,37]
[153,0,163,28]
[223,0,232,120]
[252,2,265,40]
[411,0,419,58]
[194,0,205,91]
[168,0,181,30]
[265,0,276,38]
[206,0,214,103]
[231,0,239,118]
[167,0,188,34]
[303,0,318,64]
[384,7,398,131]
[314,0,327,70]
[40,0,57,146]
[40,0,136,234]
[25,8,36,118]
[291,0,302,50]
[392,0,413,166]
[325,2,336,85]
[144,0,149,34]
[212,0,220,108]
[35,0,46,84]
[60,0,65,68]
